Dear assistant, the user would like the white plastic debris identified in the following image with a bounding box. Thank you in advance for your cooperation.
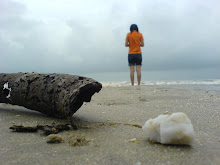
[142,112,195,145]
[3,82,11,98]
[3,82,9,89]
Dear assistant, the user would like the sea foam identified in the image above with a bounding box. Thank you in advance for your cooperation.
[101,79,220,87]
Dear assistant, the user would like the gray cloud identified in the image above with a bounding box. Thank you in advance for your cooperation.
[0,0,220,80]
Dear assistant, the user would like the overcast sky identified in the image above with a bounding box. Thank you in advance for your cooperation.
[0,0,220,80]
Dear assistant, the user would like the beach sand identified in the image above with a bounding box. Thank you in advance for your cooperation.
[0,85,220,165]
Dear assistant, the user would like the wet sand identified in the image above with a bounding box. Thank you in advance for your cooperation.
[0,85,220,165]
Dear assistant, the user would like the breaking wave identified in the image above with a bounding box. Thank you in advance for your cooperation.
[102,79,220,87]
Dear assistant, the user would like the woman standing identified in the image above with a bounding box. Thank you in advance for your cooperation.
[125,24,144,86]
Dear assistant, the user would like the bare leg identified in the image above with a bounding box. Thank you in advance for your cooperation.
[129,66,135,86]
[136,65,141,85]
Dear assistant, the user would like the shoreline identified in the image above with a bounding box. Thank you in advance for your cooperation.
[0,85,220,164]
[100,79,220,87]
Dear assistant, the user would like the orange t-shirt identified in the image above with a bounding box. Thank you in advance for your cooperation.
[126,30,144,54]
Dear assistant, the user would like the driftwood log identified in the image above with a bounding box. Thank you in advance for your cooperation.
[0,73,102,118]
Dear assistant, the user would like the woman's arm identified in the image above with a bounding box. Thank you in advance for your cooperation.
[140,40,144,47]
[125,40,129,47]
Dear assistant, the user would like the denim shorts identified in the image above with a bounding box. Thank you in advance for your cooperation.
[128,54,142,66]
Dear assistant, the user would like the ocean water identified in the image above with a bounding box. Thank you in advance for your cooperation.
[101,79,220,87]
[81,70,220,87]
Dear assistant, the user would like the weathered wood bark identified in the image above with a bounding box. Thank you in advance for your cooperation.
[0,73,102,118]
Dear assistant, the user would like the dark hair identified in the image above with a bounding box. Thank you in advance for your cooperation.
[130,24,139,33]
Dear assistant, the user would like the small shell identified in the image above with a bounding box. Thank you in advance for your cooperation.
[127,138,139,143]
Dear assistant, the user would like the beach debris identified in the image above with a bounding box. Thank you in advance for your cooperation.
[10,125,38,132]
[69,134,89,146]
[0,73,102,118]
[127,123,142,128]
[47,134,64,143]
[9,123,72,135]
[78,122,142,130]
[142,112,195,145]
[37,124,72,135]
